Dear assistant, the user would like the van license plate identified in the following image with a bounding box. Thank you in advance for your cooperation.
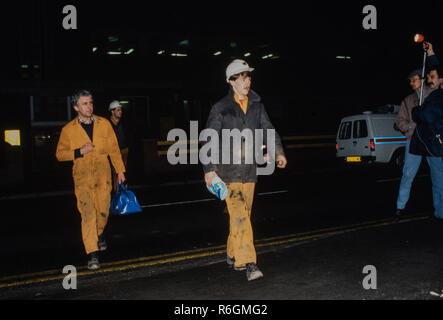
[346,157,361,162]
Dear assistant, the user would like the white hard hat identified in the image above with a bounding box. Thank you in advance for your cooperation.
[226,59,254,83]
[108,100,122,111]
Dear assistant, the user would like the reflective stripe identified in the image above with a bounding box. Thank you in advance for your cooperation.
[374,136,407,144]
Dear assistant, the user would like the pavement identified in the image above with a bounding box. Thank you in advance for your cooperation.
[1,213,443,301]
[1,160,442,302]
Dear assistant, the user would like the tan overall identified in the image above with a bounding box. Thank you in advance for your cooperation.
[225,182,257,268]
[56,116,125,254]
[224,94,257,268]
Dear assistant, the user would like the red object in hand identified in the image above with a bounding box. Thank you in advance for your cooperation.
[414,34,424,43]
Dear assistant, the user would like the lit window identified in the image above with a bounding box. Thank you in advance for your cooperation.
[5,130,21,146]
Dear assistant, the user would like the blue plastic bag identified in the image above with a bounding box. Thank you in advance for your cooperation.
[206,176,228,200]
[110,183,143,215]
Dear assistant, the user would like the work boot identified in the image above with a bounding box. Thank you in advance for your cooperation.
[98,234,107,251]
[227,256,246,271]
[246,263,263,281]
[227,255,235,267]
[87,251,100,270]
[394,208,404,216]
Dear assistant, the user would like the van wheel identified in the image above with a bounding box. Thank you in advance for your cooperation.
[390,148,405,170]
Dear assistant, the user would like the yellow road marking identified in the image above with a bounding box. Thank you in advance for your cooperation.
[285,143,336,149]
[282,135,336,141]
[0,214,428,289]
[157,140,201,146]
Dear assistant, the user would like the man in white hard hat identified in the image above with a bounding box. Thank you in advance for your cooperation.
[202,59,287,281]
[109,100,129,192]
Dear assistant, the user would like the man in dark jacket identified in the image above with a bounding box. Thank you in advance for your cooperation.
[410,64,443,219]
[203,59,287,281]
[108,100,129,192]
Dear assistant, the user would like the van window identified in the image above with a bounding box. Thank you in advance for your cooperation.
[353,120,368,138]
[339,121,352,139]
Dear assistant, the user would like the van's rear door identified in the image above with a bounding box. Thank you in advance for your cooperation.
[351,119,371,157]
[336,120,353,158]
[336,118,371,160]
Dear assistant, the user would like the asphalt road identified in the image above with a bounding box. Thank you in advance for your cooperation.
[1,159,442,301]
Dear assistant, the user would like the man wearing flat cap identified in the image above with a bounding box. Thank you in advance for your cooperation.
[395,68,434,216]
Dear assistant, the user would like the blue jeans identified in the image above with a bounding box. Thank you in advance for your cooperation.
[397,140,422,210]
[427,156,443,219]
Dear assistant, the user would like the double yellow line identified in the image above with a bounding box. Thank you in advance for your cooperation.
[0,214,428,289]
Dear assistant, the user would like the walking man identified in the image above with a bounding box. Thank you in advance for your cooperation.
[108,100,129,192]
[203,59,287,281]
[56,90,126,269]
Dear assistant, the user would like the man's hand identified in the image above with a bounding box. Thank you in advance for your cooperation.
[424,41,434,55]
[205,171,217,187]
[276,155,287,169]
[80,143,94,155]
[117,172,126,185]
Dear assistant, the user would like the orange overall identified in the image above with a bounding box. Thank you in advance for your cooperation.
[56,115,125,254]
[226,182,257,268]
[224,94,257,268]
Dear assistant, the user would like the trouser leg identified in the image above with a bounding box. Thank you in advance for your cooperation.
[225,182,256,268]
[95,186,111,237]
[426,157,443,219]
[396,141,423,209]
[75,187,99,254]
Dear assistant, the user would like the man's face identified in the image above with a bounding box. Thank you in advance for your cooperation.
[409,75,421,91]
[74,96,93,118]
[111,107,123,119]
[427,70,440,89]
[229,72,251,97]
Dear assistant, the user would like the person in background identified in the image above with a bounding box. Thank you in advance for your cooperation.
[108,100,129,192]
[394,41,441,216]
[410,64,443,220]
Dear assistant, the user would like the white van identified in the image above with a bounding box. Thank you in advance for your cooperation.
[336,110,407,167]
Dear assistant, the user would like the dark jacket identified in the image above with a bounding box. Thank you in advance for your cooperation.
[428,54,439,68]
[410,88,443,158]
[202,88,285,183]
[109,118,128,150]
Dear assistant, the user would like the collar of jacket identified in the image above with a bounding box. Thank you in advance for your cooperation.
[227,87,261,105]
[74,115,98,126]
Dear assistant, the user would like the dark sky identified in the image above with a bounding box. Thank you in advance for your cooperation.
[1,1,442,109]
